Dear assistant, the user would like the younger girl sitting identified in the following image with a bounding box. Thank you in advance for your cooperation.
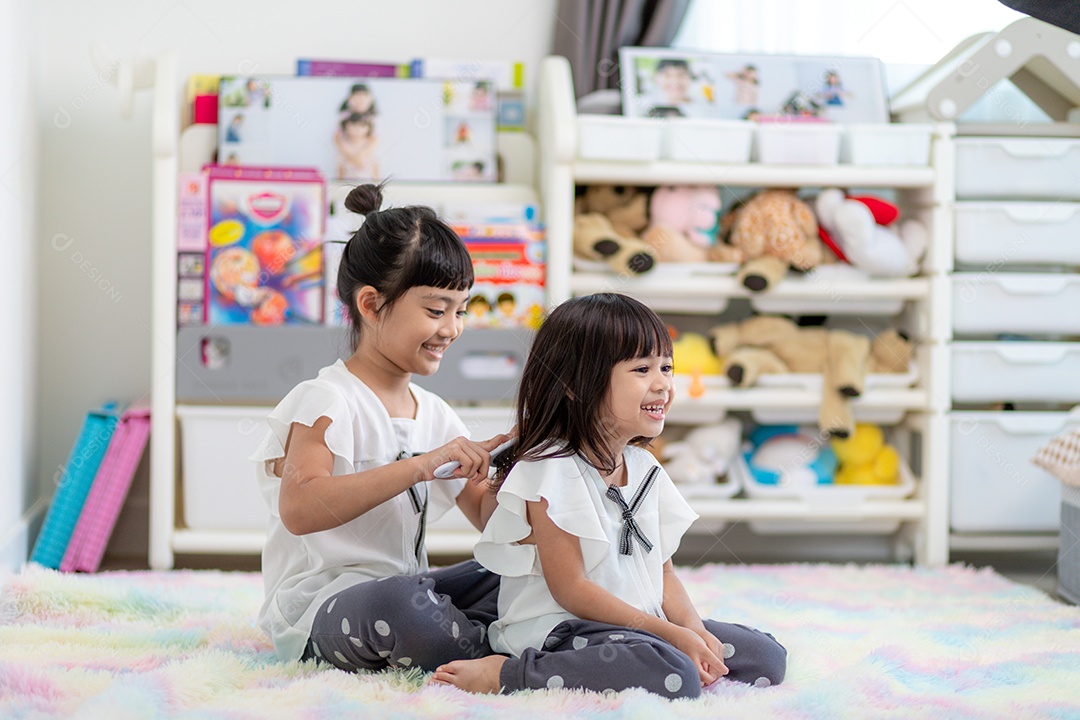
[433,293,786,698]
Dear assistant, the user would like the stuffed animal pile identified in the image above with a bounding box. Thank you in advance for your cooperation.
[571,184,927,289]
[709,315,914,438]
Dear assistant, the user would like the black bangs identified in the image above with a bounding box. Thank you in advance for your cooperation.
[399,217,475,292]
[587,294,673,362]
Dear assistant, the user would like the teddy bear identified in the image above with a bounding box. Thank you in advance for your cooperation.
[708,315,914,438]
[572,185,656,275]
[815,188,928,278]
[720,189,832,292]
[639,185,744,264]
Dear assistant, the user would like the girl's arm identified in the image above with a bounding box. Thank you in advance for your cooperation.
[276,417,502,535]
[528,498,727,686]
[661,559,726,660]
[454,433,511,531]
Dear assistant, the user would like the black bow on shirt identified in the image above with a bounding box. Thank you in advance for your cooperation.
[605,465,658,556]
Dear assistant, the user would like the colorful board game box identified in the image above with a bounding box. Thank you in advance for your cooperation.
[205,166,325,325]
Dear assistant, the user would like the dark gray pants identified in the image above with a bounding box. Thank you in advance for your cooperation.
[302,560,499,673]
[500,618,787,699]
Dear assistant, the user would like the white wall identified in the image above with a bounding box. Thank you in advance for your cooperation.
[30,0,558,555]
[0,0,39,573]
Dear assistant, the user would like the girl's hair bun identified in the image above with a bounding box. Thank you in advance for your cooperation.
[343,182,385,215]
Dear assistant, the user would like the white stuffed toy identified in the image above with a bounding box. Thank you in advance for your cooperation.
[815,188,927,278]
[661,418,742,486]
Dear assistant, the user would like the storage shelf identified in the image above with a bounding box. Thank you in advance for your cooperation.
[571,159,936,188]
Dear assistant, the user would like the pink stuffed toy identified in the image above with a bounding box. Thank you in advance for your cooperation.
[641,185,743,263]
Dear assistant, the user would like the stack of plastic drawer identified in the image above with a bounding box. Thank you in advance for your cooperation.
[949,136,1080,536]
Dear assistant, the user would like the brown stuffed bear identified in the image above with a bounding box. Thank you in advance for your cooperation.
[721,189,830,292]
[709,315,913,438]
[573,185,656,275]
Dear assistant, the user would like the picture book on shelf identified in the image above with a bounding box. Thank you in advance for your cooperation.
[297,59,409,78]
[216,76,497,182]
[205,165,325,325]
[409,57,526,132]
[454,210,545,330]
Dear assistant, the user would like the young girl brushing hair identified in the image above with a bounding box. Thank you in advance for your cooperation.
[254,182,509,673]
[433,293,786,698]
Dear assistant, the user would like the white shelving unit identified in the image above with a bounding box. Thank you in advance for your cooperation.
[148,59,530,569]
[538,55,954,565]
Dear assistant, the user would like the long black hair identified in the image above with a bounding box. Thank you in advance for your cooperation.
[336,183,474,349]
[492,293,672,487]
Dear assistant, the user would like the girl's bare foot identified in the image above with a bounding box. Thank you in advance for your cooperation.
[430,655,508,694]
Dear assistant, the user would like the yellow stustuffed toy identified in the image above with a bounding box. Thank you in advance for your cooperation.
[671,330,722,399]
[831,423,900,485]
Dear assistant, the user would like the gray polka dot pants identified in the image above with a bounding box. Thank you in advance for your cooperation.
[499,618,786,699]
[302,560,499,673]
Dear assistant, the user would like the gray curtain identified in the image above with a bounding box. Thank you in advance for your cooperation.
[553,0,692,98]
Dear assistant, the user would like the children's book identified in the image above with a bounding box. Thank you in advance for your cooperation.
[30,404,120,570]
[456,213,545,330]
[297,59,409,78]
[60,407,151,573]
[216,75,497,182]
[205,165,325,325]
[409,58,526,132]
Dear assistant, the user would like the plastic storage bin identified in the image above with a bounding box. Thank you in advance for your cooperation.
[577,115,662,161]
[661,119,754,163]
[753,121,842,165]
[177,405,272,531]
[840,124,932,166]
[949,411,1079,532]
[951,342,1080,403]
[955,137,1080,200]
[954,202,1080,267]
[952,273,1080,335]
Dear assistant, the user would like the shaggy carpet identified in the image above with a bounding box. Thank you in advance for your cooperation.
[1,562,1078,719]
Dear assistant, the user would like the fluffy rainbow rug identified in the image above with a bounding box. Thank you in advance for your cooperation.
[2,562,1078,719]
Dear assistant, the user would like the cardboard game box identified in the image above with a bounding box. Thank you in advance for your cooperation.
[205,166,325,325]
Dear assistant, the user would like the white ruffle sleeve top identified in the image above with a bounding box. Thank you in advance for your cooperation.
[251,359,469,661]
[474,445,698,658]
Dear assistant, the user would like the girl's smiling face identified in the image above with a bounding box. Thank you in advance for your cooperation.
[603,354,674,446]
[372,285,470,376]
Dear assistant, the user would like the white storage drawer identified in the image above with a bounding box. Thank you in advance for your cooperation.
[954,202,1080,266]
[577,116,662,161]
[949,411,1078,532]
[955,137,1080,200]
[951,342,1080,403]
[661,118,753,163]
[952,273,1080,335]
[177,405,272,531]
[753,122,842,165]
[840,123,932,166]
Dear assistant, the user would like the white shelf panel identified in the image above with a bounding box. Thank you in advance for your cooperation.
[172,529,265,555]
[670,386,926,413]
[570,160,936,188]
[685,498,926,521]
[948,533,1060,552]
[569,272,930,303]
